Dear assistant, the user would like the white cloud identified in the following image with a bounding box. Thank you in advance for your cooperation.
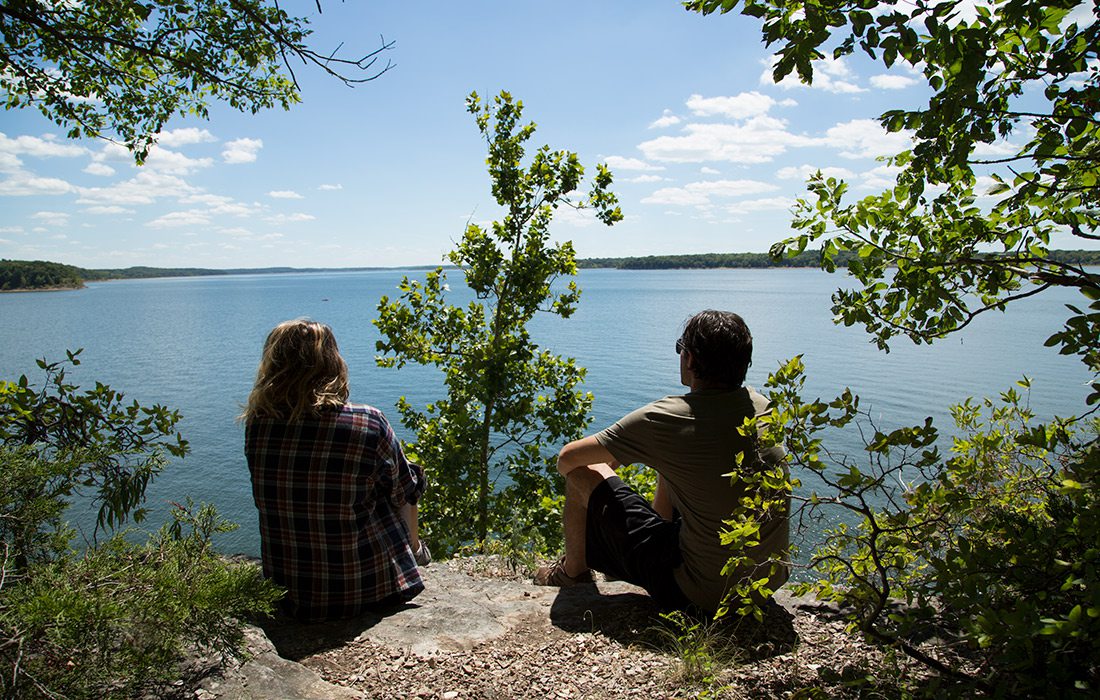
[973,139,1020,157]
[0,152,22,172]
[181,193,234,207]
[604,156,664,172]
[724,196,795,215]
[551,204,605,228]
[0,172,75,196]
[222,138,263,164]
[83,205,133,215]
[77,171,198,206]
[700,167,720,175]
[856,164,903,190]
[821,119,913,159]
[626,174,666,184]
[179,192,259,217]
[268,190,304,199]
[649,111,682,129]
[266,212,315,224]
[869,74,917,90]
[1064,3,1095,28]
[31,211,70,226]
[83,162,115,177]
[90,141,133,164]
[317,183,343,191]
[638,117,812,164]
[776,164,857,181]
[143,147,213,174]
[642,179,778,206]
[0,226,24,234]
[147,211,212,229]
[686,92,779,119]
[0,132,87,158]
[156,128,216,147]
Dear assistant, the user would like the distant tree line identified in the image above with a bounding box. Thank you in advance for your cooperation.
[579,249,1100,270]
[3,251,1098,290]
[0,261,453,290]
[579,250,843,269]
[0,260,85,291]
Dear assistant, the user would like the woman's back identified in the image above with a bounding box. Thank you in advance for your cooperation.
[242,319,426,621]
[247,404,425,620]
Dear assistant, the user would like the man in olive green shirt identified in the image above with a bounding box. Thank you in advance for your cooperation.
[534,310,789,615]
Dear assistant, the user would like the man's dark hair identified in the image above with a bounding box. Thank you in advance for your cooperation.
[680,310,752,387]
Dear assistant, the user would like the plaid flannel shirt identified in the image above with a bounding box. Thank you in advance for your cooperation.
[245,404,426,621]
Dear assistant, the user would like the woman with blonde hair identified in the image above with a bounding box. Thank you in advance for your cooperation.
[243,319,429,621]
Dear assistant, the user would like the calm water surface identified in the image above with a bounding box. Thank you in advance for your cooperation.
[0,268,1092,555]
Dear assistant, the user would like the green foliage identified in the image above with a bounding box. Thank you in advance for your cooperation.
[715,432,792,622]
[0,357,281,697]
[653,610,739,692]
[375,90,622,555]
[688,1,1100,694]
[0,350,188,535]
[580,248,1100,271]
[0,445,81,570]
[687,0,1100,403]
[579,249,835,269]
[0,259,84,291]
[764,359,1099,695]
[0,500,281,699]
[1,0,392,161]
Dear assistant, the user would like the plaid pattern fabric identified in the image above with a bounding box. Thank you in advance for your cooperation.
[245,404,426,621]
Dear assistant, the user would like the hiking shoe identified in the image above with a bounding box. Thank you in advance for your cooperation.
[415,541,432,567]
[533,557,594,587]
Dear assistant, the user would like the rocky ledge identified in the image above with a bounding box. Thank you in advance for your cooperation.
[189,558,931,699]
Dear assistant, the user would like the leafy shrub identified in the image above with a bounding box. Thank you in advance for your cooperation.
[0,501,281,699]
[763,357,1099,696]
[0,355,282,697]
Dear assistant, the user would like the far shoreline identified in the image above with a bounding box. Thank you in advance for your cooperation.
[4,250,1098,292]
[0,284,84,293]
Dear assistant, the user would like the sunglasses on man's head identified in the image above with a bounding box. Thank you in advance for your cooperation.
[675,338,686,355]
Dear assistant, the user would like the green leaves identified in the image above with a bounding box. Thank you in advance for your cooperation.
[2,0,393,161]
[694,2,1099,692]
[770,355,1100,694]
[703,0,1098,396]
[0,500,281,698]
[0,351,188,534]
[0,359,276,696]
[375,92,620,554]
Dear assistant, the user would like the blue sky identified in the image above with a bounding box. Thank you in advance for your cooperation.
[1,1,1093,269]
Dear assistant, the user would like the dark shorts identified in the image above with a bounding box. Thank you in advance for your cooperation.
[585,476,692,611]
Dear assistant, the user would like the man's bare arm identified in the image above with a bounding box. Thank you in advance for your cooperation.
[652,474,674,520]
[557,435,618,476]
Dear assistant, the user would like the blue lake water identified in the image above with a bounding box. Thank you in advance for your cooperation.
[0,268,1093,556]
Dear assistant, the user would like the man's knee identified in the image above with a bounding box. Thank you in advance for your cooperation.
[565,463,617,508]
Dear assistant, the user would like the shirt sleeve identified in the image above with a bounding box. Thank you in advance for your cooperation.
[374,411,427,508]
[594,398,679,470]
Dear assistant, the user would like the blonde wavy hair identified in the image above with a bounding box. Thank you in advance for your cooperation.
[242,319,350,422]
